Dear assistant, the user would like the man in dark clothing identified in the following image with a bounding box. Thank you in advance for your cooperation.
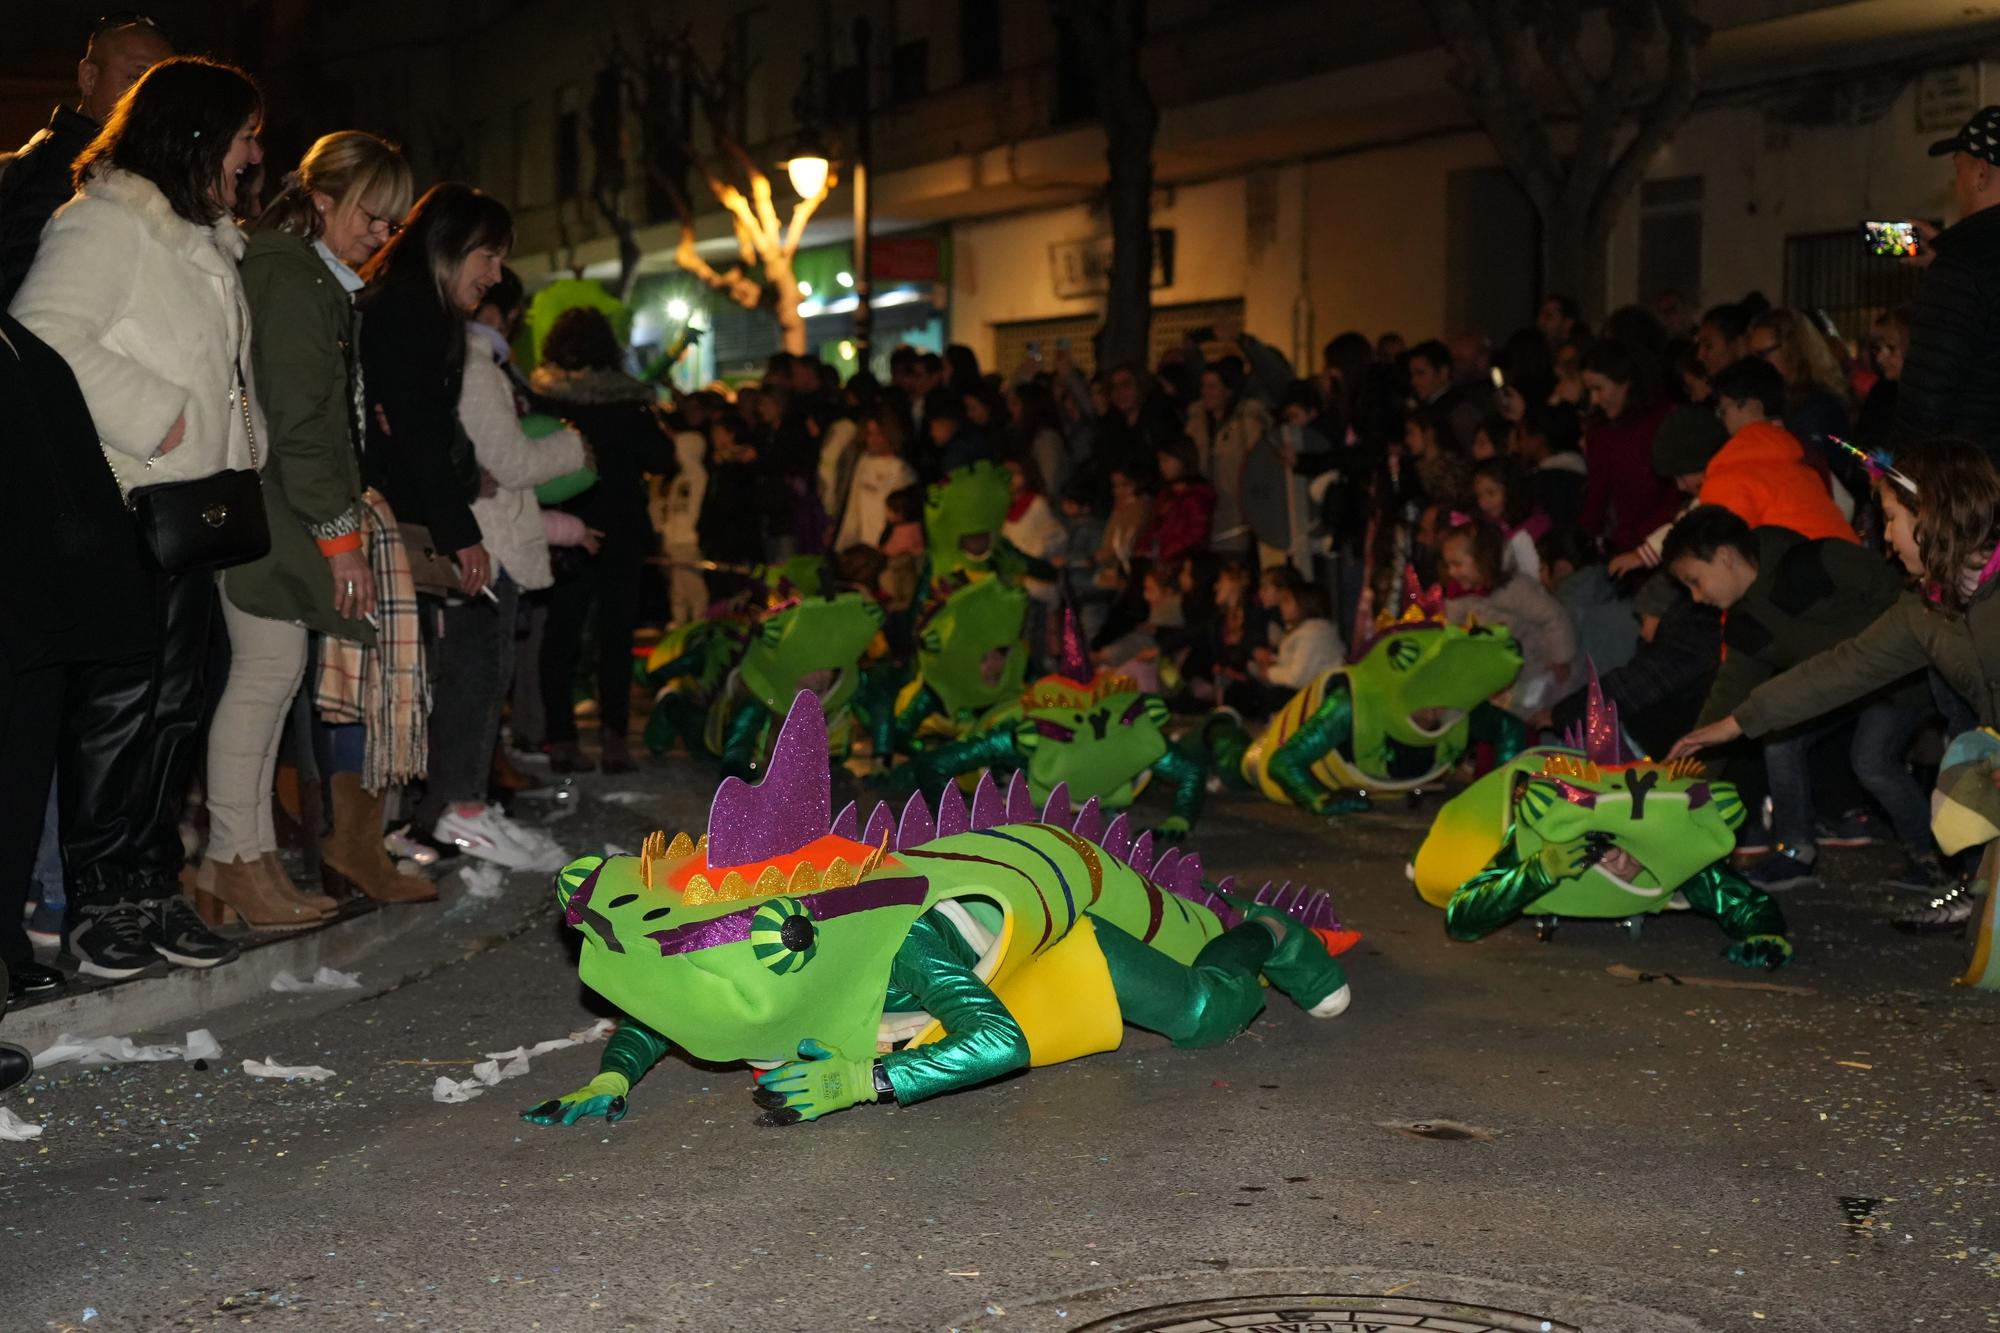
[1662,507,1942,895]
[1892,105,2000,454]
[0,18,171,306]
[1547,591,1720,762]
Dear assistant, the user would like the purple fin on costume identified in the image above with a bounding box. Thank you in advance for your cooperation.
[1102,813,1133,860]
[832,800,859,840]
[708,689,830,866]
[1130,831,1155,872]
[1152,846,1183,885]
[897,790,936,850]
[970,771,1006,830]
[1005,771,1035,824]
[1559,661,1633,767]
[1071,796,1104,843]
[863,801,894,850]
[1179,853,1204,893]
[1041,782,1071,828]
[935,781,970,839]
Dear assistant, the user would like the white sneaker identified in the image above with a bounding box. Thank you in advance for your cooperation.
[485,808,569,870]
[432,807,546,871]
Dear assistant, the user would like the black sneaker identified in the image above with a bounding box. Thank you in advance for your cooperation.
[0,1041,31,1097]
[144,896,239,969]
[1887,852,1955,895]
[1742,846,1821,893]
[63,902,161,980]
[1818,808,1879,848]
[1892,883,1980,935]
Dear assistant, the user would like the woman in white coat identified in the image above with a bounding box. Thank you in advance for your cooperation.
[9,57,264,980]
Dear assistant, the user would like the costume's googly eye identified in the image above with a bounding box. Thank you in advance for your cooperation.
[1035,719,1075,742]
[750,896,817,973]
[1119,698,1146,726]
[1387,638,1421,671]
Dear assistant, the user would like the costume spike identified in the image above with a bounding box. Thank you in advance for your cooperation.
[823,857,857,889]
[665,831,695,863]
[1214,874,1235,896]
[754,865,786,897]
[1004,771,1036,823]
[1041,782,1071,828]
[935,781,971,839]
[1071,796,1105,842]
[860,829,889,877]
[863,801,895,850]
[788,861,821,895]
[1056,604,1092,682]
[1179,853,1204,893]
[1102,813,1134,860]
[707,689,830,866]
[682,873,717,905]
[1152,846,1183,883]
[897,790,936,850]
[970,770,1006,829]
[1561,661,1633,766]
[1130,830,1155,871]
[832,800,859,840]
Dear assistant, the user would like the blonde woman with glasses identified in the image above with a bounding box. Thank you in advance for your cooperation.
[198,130,433,928]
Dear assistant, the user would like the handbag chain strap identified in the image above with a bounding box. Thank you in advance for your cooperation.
[235,364,259,470]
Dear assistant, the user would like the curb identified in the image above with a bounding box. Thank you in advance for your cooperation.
[2,864,556,1056]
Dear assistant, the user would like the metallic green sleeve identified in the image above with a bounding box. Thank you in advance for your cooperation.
[914,727,1021,796]
[1680,863,1793,968]
[1268,685,1367,815]
[1469,702,1528,765]
[1150,743,1207,833]
[718,701,769,781]
[600,1018,674,1087]
[1442,835,1555,941]
[879,913,1030,1105]
[892,682,942,754]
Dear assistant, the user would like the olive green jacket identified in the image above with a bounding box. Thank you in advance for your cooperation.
[1736,577,2000,738]
[224,228,374,644]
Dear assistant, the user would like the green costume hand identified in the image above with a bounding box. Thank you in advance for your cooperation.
[751,1038,878,1125]
[1535,838,1595,883]
[1307,791,1371,817]
[1154,815,1191,842]
[1726,934,1793,971]
[521,1071,630,1126]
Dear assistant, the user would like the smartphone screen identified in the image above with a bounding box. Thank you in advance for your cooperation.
[1489,366,1505,389]
[1862,220,1919,257]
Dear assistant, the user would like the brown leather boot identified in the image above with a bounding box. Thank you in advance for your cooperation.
[600,732,636,775]
[261,851,338,917]
[323,773,438,904]
[190,856,324,931]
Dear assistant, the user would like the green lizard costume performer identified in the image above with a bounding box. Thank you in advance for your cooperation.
[643,563,884,780]
[1210,571,1527,815]
[925,459,1018,582]
[886,572,1031,756]
[524,690,1357,1127]
[903,609,1209,839]
[1410,674,1791,968]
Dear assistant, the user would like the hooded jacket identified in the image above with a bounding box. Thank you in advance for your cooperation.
[527,362,678,550]
[1695,421,1854,545]
[0,105,97,307]
[11,165,263,495]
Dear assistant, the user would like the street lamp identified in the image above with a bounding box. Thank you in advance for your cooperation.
[851,14,874,371]
[783,151,830,200]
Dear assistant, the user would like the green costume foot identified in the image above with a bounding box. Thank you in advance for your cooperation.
[1308,793,1372,817]
[1726,934,1792,971]
[1242,906,1351,1016]
[751,1038,879,1125]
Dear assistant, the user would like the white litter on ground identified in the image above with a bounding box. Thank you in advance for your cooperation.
[430,1018,616,1103]
[268,967,362,993]
[458,863,506,899]
[34,1029,221,1070]
[0,1107,44,1141]
[595,791,653,806]
[242,1057,337,1082]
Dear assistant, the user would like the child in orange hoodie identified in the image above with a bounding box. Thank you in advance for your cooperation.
[1615,358,1855,574]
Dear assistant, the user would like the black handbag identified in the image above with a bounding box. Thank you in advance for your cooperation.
[126,369,270,574]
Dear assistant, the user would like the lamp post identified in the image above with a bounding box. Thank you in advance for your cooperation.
[851,14,874,374]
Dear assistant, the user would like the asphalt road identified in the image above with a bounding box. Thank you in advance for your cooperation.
[3,755,1995,1332]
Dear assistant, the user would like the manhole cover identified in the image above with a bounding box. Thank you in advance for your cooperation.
[1074,1293,1576,1332]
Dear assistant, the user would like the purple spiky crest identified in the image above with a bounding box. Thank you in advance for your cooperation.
[970,771,1006,828]
[863,801,895,849]
[1005,772,1036,824]
[897,790,936,848]
[1056,603,1092,683]
[1040,782,1071,827]
[1559,661,1634,767]
[707,689,830,866]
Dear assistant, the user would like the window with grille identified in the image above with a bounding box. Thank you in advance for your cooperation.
[1784,228,1927,345]
[990,298,1246,379]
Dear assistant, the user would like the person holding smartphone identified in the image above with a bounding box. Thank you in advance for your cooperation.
[1892,106,2000,455]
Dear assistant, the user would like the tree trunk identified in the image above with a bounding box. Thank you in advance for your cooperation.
[766,254,807,355]
[1537,203,1608,324]
[1063,0,1157,372]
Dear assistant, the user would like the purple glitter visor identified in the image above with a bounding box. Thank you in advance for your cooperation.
[647,875,930,956]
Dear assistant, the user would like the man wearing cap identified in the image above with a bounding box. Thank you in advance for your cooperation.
[1893,106,2000,453]
[0,15,171,307]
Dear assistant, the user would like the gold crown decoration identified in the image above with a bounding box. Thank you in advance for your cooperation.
[1538,753,1707,784]
[1024,671,1140,712]
[677,828,890,906]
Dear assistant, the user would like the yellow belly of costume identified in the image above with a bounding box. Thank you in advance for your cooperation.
[1242,671,1450,801]
[901,915,1125,1067]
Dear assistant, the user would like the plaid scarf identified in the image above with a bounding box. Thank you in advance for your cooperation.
[314,490,429,790]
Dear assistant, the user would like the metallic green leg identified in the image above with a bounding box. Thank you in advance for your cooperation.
[1268,687,1370,816]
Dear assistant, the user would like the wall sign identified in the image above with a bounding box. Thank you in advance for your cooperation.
[1049,229,1175,298]
[1917,65,1980,134]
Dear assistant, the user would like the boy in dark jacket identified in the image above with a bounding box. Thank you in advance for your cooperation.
[1662,506,1941,893]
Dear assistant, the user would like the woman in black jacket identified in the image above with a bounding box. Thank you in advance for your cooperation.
[0,312,157,998]
[528,308,678,773]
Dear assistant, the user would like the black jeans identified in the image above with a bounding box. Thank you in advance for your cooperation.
[540,549,643,745]
[417,576,518,829]
[63,570,215,907]
[0,655,58,966]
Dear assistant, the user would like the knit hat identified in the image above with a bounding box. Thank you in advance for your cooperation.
[1929,106,2000,167]
[1651,404,1730,477]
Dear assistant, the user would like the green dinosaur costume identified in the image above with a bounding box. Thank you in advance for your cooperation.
[924,460,1016,582]
[525,691,1356,1127]
[1212,573,1527,815]
[643,562,884,780]
[1410,676,1791,968]
[905,611,1209,839]
[886,572,1031,755]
